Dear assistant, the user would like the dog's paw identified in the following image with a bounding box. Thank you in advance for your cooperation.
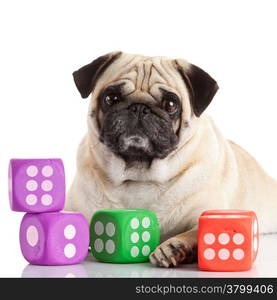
[149,236,196,268]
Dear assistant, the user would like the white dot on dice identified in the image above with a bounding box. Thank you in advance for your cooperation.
[142,217,150,228]
[41,194,53,206]
[105,240,115,254]
[131,232,139,243]
[218,248,230,260]
[253,220,258,235]
[203,233,215,245]
[25,194,37,206]
[94,238,104,253]
[94,221,104,235]
[204,248,215,260]
[131,246,139,257]
[26,180,38,191]
[253,237,258,252]
[26,225,39,247]
[142,231,150,242]
[41,180,53,192]
[64,224,76,240]
[142,245,150,256]
[218,233,230,245]
[233,248,245,260]
[8,177,12,192]
[130,218,139,229]
[106,222,115,237]
[42,165,53,177]
[64,243,76,258]
[26,165,38,177]
[233,233,245,245]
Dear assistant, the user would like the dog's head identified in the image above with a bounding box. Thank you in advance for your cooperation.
[73,52,218,162]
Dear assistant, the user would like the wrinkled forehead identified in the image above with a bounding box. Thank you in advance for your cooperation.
[94,54,190,99]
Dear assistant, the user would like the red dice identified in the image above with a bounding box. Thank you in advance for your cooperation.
[198,210,259,271]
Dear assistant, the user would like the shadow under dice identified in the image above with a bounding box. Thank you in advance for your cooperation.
[198,210,259,271]
[9,159,65,212]
[90,209,160,263]
[20,212,89,265]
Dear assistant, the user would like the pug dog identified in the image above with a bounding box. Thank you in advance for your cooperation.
[66,51,277,268]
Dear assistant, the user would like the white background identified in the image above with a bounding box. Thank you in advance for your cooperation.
[1,0,277,277]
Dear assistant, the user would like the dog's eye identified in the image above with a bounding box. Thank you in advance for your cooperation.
[162,98,178,115]
[160,89,180,116]
[100,84,125,112]
[105,93,120,105]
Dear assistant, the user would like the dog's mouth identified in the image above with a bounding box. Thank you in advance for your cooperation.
[117,132,174,161]
[119,134,152,156]
[100,129,177,162]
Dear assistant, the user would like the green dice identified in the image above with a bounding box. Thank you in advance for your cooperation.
[90,209,160,263]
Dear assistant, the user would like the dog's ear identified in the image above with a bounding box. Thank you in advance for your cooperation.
[175,59,219,117]
[73,51,122,98]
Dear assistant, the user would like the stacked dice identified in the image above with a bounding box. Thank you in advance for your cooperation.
[90,209,160,263]
[198,209,259,271]
[9,159,89,265]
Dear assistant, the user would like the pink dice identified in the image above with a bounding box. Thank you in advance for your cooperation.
[9,159,65,212]
[9,158,89,265]
[20,212,89,265]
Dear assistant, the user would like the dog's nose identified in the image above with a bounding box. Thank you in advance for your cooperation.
[129,103,150,115]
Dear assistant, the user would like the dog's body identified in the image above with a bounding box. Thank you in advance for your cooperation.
[66,52,277,267]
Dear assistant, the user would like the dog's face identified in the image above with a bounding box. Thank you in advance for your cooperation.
[98,82,181,161]
[73,52,218,162]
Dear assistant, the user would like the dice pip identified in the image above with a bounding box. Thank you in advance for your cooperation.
[201,210,259,261]
[198,209,259,271]
[20,212,89,265]
[9,159,65,212]
[90,209,160,263]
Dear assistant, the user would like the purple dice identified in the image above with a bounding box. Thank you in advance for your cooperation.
[9,158,90,265]
[20,212,89,265]
[9,159,65,212]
